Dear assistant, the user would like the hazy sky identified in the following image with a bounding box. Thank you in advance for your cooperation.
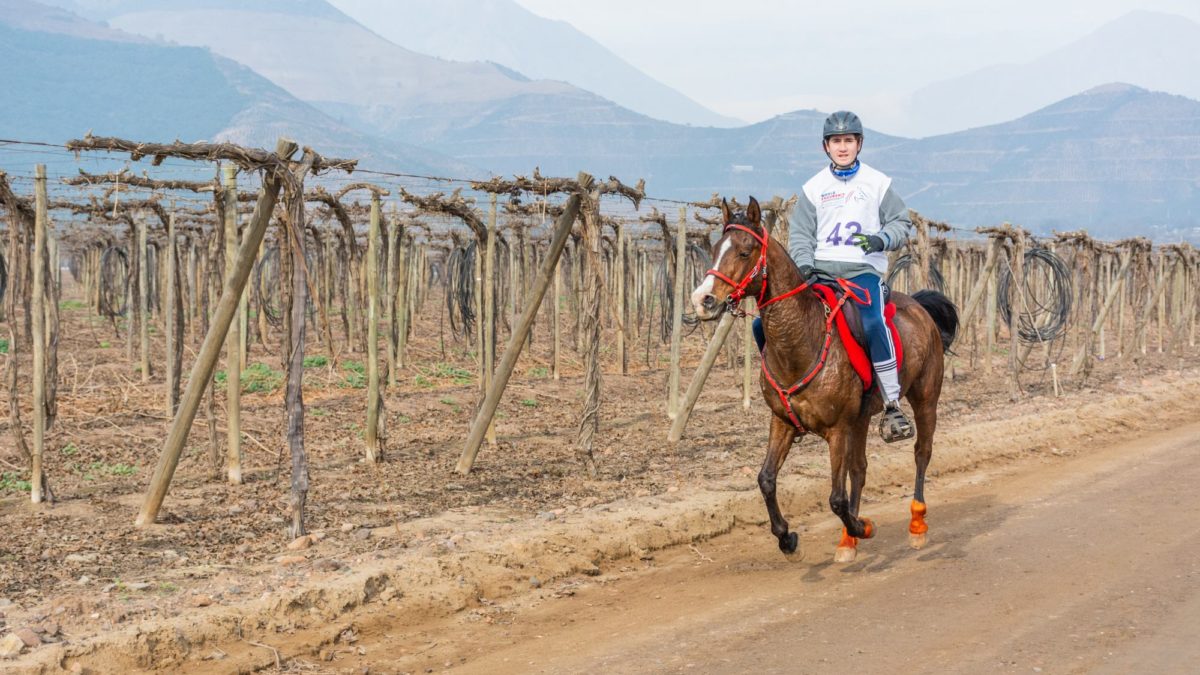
[515,0,1200,130]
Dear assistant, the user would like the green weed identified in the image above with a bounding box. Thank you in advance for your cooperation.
[0,472,31,493]
[340,360,366,388]
[530,366,549,378]
[58,299,87,311]
[303,355,329,368]
[520,398,538,408]
[61,443,78,456]
[0,338,7,355]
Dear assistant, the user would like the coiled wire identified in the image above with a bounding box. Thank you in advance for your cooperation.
[997,247,1073,344]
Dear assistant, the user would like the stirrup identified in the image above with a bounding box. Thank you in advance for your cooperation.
[880,406,914,443]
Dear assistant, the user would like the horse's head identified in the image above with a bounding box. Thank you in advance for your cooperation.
[691,196,769,320]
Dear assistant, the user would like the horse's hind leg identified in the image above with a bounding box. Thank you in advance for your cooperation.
[758,415,800,554]
[906,387,939,549]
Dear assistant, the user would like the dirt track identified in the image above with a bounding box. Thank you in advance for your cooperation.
[350,420,1200,675]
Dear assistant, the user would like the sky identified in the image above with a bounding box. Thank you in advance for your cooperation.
[514,0,1200,131]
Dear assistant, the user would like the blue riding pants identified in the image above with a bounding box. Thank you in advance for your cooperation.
[751,272,896,375]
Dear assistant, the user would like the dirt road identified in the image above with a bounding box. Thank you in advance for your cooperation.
[356,421,1200,674]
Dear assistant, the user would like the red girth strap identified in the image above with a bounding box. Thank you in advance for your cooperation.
[758,289,853,431]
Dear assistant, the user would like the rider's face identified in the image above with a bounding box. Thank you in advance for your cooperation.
[824,134,861,166]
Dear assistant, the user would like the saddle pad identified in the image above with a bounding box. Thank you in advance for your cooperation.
[810,284,904,391]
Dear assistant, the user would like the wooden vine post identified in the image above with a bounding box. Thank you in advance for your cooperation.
[668,312,736,443]
[456,193,583,473]
[222,164,243,484]
[365,190,383,463]
[484,195,498,445]
[31,165,48,504]
[667,206,687,419]
[137,214,150,383]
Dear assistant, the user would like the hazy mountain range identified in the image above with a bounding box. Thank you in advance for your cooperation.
[897,10,1200,138]
[326,0,743,128]
[2,0,1197,239]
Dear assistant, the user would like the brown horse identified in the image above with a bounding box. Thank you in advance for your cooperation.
[691,197,958,562]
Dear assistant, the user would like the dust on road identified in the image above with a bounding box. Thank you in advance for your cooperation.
[361,421,1200,675]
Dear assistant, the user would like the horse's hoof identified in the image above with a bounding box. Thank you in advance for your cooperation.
[909,532,927,550]
[778,531,799,554]
[859,517,875,539]
[834,546,857,563]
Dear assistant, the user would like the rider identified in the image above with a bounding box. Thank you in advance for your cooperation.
[789,110,914,440]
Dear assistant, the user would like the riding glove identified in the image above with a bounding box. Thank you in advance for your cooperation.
[849,233,885,253]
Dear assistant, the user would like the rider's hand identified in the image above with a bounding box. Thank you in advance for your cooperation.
[798,264,817,283]
[849,233,885,253]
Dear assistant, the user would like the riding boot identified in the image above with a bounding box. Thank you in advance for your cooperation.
[874,361,913,442]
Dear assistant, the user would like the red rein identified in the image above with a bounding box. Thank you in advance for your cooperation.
[704,223,870,431]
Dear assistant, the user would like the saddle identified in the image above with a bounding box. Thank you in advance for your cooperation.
[810,282,904,392]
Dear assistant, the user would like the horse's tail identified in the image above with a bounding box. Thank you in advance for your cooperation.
[912,289,958,354]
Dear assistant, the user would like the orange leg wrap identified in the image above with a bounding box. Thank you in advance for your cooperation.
[838,527,858,549]
[909,500,929,535]
[859,517,875,539]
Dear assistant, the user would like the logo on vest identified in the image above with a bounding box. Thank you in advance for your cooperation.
[820,190,845,205]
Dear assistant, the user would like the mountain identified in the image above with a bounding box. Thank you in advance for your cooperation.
[43,0,654,147]
[325,0,742,128]
[0,1,477,176]
[877,83,1200,237]
[899,10,1200,138]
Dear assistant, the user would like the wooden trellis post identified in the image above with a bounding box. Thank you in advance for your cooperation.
[669,311,736,443]
[667,206,687,419]
[365,191,383,463]
[137,214,150,383]
[456,194,582,473]
[222,164,243,484]
[31,165,48,504]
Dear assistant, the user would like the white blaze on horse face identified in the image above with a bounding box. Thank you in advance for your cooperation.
[691,238,733,319]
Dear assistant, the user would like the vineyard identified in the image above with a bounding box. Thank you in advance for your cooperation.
[1,135,1199,672]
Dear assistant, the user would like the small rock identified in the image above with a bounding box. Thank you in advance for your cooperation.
[537,511,557,521]
[235,543,251,554]
[76,575,90,586]
[351,528,371,541]
[320,648,335,662]
[0,633,25,658]
[228,586,243,596]
[14,627,41,647]
[126,582,152,592]
[666,486,679,493]
[64,553,98,564]
[582,565,601,577]
[190,595,213,608]
[0,599,11,608]
[161,550,180,560]
[277,555,307,566]
[529,577,542,589]
[310,531,326,542]
[205,650,227,661]
[313,559,342,572]
[38,621,60,637]
[340,523,355,533]
[287,535,313,551]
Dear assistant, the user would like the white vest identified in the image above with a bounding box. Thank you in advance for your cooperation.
[801,162,892,274]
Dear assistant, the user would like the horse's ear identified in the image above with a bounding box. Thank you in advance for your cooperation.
[747,196,761,227]
[720,197,732,226]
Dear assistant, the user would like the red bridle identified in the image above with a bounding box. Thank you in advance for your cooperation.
[705,222,812,315]
[704,223,772,315]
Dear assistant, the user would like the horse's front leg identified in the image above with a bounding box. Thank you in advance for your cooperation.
[830,423,875,563]
[758,414,800,554]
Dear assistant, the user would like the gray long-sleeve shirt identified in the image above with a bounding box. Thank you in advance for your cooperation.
[788,175,912,280]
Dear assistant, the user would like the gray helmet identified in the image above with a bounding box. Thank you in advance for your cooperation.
[823,110,863,139]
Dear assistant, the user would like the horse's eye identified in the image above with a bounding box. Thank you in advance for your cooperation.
[738,251,751,258]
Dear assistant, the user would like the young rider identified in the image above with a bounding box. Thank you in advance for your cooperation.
[788,110,914,440]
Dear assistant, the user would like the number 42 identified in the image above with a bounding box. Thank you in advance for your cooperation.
[825,221,862,247]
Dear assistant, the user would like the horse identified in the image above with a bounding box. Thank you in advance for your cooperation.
[691,197,958,562]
